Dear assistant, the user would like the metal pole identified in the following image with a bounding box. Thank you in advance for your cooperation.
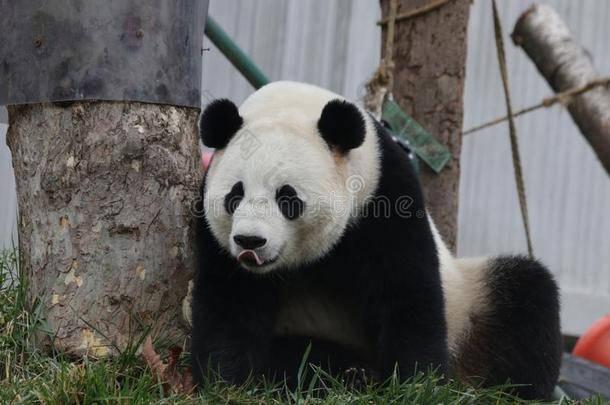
[205,16,270,89]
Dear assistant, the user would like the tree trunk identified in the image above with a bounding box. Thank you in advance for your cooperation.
[512,4,610,176]
[379,0,470,251]
[6,101,200,356]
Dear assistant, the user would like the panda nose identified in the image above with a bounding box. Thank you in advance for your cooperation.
[233,234,267,250]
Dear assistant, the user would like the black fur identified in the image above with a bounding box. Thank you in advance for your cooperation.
[275,185,305,220]
[224,181,244,215]
[199,99,243,148]
[317,99,366,153]
[453,256,562,400]
[191,121,448,385]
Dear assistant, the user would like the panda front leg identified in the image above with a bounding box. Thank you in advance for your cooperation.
[363,264,449,381]
[190,265,279,386]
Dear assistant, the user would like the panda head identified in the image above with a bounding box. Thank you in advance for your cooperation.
[200,82,380,273]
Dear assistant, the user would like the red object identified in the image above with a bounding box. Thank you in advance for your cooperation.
[573,314,610,369]
[201,151,213,172]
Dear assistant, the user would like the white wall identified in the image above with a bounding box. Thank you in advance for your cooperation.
[0,115,17,249]
[201,0,380,104]
[459,0,610,335]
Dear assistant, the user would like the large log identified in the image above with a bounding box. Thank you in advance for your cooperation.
[7,102,200,356]
[379,0,471,251]
[512,4,610,175]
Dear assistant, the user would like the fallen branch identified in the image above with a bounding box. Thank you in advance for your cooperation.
[463,77,610,135]
[512,3,610,175]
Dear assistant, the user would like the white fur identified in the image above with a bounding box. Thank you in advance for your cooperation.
[204,81,380,273]
[428,216,490,355]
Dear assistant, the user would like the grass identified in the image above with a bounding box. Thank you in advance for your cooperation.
[0,249,606,404]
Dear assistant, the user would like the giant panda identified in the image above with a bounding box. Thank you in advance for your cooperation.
[190,81,562,399]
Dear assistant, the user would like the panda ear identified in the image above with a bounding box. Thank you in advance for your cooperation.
[199,99,244,149]
[317,99,366,153]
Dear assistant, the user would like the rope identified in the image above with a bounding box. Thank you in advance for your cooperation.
[363,0,398,116]
[382,0,398,91]
[377,0,454,26]
[463,77,610,135]
[492,0,534,257]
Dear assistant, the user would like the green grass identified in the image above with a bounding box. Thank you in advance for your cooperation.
[0,249,606,404]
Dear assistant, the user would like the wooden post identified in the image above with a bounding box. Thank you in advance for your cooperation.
[379,0,471,251]
[1,1,206,356]
[7,102,200,356]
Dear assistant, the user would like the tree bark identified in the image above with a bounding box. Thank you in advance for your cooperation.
[379,0,470,252]
[7,101,200,356]
[512,4,610,176]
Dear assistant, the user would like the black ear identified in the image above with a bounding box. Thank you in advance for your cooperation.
[317,99,366,153]
[199,99,243,149]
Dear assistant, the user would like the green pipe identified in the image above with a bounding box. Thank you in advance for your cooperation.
[204,16,271,89]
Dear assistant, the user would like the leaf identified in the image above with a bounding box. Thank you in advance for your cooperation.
[141,335,194,395]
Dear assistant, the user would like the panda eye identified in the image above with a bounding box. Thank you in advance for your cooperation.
[224,181,244,215]
[276,185,305,220]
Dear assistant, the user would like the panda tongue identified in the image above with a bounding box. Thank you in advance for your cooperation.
[238,250,264,266]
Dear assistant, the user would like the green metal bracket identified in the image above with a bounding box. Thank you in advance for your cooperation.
[381,99,451,173]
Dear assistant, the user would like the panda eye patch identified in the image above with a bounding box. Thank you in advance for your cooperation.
[224,181,244,215]
[276,185,305,220]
